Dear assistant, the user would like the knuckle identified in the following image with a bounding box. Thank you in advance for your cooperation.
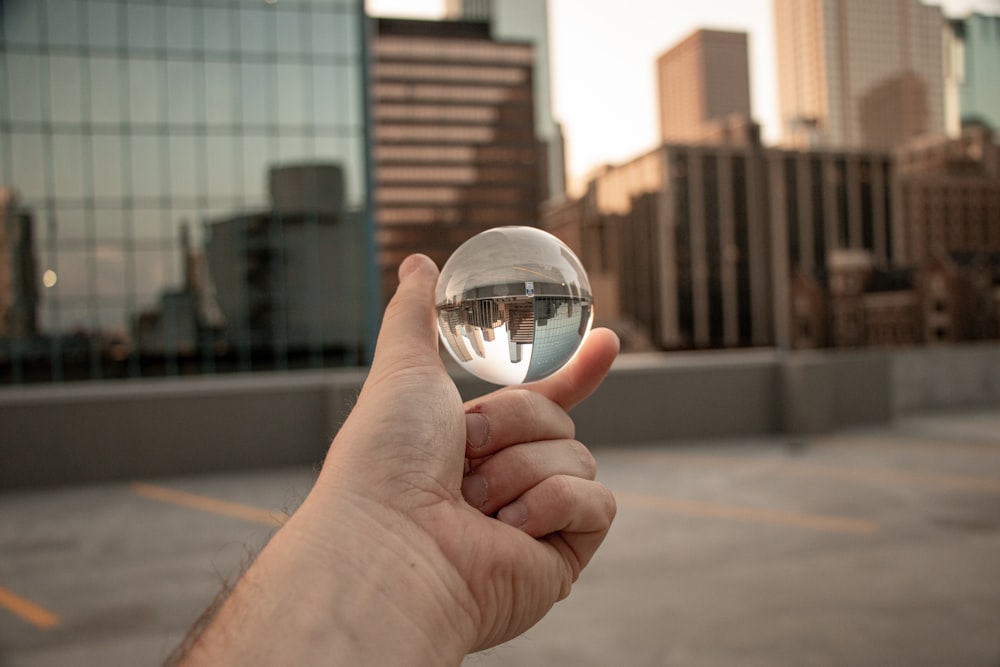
[572,442,598,480]
[601,484,618,522]
[506,389,540,425]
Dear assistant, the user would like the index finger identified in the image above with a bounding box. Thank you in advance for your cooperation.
[469,327,619,413]
[527,327,620,411]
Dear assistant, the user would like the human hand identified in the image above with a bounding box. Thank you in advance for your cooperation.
[177,254,619,666]
[317,253,619,654]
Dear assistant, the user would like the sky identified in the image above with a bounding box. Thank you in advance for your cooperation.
[367,0,1000,194]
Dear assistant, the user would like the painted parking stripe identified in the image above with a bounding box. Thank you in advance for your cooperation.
[0,585,60,629]
[607,451,1000,494]
[618,493,879,536]
[131,482,286,527]
[775,459,1000,494]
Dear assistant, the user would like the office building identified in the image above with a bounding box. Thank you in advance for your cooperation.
[0,0,371,381]
[372,17,542,301]
[446,0,565,199]
[551,129,1000,352]
[775,0,946,150]
[546,138,897,351]
[656,29,754,144]
[945,13,1000,134]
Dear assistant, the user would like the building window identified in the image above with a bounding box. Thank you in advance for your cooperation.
[0,0,371,384]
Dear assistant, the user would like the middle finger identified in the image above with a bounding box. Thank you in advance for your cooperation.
[461,438,597,515]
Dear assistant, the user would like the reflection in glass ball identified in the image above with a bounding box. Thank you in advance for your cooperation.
[435,226,593,385]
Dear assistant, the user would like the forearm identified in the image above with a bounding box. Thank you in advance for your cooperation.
[176,495,475,666]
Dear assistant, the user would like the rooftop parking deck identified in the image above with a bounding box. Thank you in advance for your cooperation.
[2,408,999,666]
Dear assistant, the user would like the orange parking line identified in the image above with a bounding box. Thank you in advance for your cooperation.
[0,585,60,629]
[786,460,1000,494]
[618,493,879,536]
[131,482,286,527]
[611,451,1000,494]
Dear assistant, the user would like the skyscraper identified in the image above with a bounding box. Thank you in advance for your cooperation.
[656,29,753,144]
[445,0,564,199]
[371,17,542,301]
[945,13,1000,134]
[775,0,946,150]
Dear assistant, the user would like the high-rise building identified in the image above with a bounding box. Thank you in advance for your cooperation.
[0,0,371,382]
[371,17,542,301]
[775,0,946,150]
[445,0,564,199]
[656,29,754,144]
[945,13,1000,134]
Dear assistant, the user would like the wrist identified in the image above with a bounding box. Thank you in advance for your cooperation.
[291,494,478,663]
[184,491,476,666]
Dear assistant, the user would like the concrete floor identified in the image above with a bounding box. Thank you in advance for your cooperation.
[1,410,999,666]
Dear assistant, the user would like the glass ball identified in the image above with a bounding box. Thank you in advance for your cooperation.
[435,226,593,385]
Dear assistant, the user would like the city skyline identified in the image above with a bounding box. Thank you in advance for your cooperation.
[3,0,1000,384]
[367,0,1000,192]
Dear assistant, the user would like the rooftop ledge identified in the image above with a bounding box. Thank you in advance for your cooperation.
[3,344,1000,490]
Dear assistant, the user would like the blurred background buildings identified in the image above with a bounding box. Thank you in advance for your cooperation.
[774,0,946,150]
[1,0,999,385]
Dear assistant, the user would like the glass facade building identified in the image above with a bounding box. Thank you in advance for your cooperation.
[0,0,372,383]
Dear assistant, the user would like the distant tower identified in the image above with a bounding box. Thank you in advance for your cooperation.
[656,29,753,144]
[445,0,564,199]
[945,13,1000,135]
[775,0,946,150]
[372,17,543,302]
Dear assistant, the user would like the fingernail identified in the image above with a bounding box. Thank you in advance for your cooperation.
[461,474,488,509]
[498,500,527,528]
[398,254,433,281]
[465,412,489,451]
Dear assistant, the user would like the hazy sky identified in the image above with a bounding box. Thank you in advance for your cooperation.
[367,0,1000,193]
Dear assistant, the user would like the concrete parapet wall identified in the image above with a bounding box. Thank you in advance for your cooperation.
[779,349,893,435]
[3,343,999,490]
[891,342,1000,414]
[567,351,780,444]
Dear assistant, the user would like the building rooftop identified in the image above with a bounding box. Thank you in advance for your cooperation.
[2,407,998,665]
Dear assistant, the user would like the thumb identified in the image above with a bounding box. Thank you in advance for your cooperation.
[321,254,462,493]
[366,254,443,382]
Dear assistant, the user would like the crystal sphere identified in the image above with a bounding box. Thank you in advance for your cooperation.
[435,226,593,385]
